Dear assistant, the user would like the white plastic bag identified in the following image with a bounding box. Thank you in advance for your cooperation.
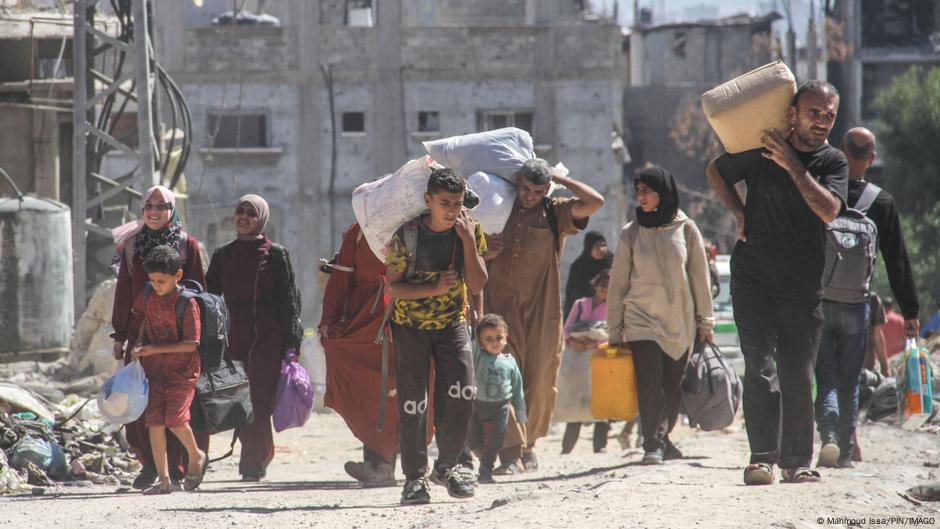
[351,157,433,259]
[97,360,149,425]
[466,171,517,235]
[424,127,534,179]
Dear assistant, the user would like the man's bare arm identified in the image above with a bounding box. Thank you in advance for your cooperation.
[706,159,746,240]
[554,173,605,220]
[761,129,841,223]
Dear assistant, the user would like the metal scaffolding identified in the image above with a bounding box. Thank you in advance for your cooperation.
[71,0,158,314]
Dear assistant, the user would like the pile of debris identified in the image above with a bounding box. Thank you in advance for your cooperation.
[0,381,139,494]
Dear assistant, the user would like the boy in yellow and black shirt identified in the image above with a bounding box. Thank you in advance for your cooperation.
[385,168,488,505]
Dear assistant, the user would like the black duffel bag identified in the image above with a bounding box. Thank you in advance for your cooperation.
[169,280,253,435]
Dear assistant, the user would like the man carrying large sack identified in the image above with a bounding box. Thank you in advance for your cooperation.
[706,81,848,485]
[483,159,604,472]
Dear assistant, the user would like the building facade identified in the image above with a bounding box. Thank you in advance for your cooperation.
[153,0,628,325]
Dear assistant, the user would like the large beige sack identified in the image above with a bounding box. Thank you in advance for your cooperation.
[701,61,797,154]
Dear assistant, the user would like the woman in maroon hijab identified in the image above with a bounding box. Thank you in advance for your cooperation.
[110,185,209,490]
[206,194,303,481]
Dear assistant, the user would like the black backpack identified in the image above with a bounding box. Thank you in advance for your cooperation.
[822,183,881,304]
[142,279,253,435]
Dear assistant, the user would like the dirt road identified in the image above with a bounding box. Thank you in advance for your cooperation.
[3,412,939,529]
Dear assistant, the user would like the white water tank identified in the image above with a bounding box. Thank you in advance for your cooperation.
[0,195,74,358]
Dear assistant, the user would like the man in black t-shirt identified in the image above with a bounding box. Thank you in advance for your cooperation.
[840,127,920,335]
[706,80,848,485]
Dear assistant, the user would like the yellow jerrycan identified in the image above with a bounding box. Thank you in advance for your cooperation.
[590,343,639,421]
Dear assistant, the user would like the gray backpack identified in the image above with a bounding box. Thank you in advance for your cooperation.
[681,342,742,431]
[822,184,880,304]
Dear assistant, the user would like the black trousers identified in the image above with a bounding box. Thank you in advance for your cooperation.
[468,400,509,472]
[561,422,611,453]
[732,285,823,469]
[392,321,475,480]
[630,340,689,453]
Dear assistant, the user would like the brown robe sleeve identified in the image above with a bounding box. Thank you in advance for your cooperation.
[552,197,590,243]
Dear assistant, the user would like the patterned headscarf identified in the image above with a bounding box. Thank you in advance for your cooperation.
[237,193,270,238]
[110,185,183,273]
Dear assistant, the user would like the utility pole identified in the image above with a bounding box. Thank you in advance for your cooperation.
[71,0,159,315]
[807,0,819,79]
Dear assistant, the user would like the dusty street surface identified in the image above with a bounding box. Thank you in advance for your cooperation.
[2,411,938,529]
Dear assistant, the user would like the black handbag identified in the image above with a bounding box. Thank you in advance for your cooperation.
[190,355,253,435]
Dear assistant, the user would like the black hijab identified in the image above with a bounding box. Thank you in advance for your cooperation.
[564,231,613,318]
[634,165,680,228]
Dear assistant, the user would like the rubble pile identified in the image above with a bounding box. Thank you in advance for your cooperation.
[0,378,139,494]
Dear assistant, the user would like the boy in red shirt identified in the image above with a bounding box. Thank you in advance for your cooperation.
[132,245,208,494]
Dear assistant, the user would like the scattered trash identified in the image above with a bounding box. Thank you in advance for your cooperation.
[0,449,21,494]
[10,436,69,480]
[1,376,143,494]
[0,381,56,421]
[906,483,940,502]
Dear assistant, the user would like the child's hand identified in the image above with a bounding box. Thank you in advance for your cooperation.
[132,344,153,360]
[435,270,459,295]
[454,210,476,242]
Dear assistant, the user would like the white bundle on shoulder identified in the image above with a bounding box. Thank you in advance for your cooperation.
[352,157,434,260]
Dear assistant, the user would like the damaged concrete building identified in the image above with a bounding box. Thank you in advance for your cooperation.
[153,0,628,325]
[622,12,781,249]
[826,0,940,143]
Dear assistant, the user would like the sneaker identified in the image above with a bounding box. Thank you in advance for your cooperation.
[817,443,841,468]
[430,465,475,499]
[400,478,431,505]
[478,468,495,484]
[132,464,158,490]
[663,442,683,461]
[521,450,539,472]
[641,449,664,465]
[455,463,477,484]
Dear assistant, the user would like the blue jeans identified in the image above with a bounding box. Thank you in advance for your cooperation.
[814,300,870,456]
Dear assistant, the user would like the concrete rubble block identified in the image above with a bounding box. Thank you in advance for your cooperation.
[68,279,121,375]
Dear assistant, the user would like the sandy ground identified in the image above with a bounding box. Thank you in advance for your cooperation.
[3,411,939,529]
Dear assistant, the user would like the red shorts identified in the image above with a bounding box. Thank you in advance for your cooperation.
[141,353,200,428]
[145,382,196,428]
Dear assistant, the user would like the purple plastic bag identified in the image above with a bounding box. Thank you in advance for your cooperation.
[273,356,314,432]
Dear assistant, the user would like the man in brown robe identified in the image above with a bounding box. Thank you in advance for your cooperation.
[483,159,604,471]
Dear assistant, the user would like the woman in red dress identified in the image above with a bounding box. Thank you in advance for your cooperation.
[206,194,303,481]
[320,223,399,487]
[110,185,209,490]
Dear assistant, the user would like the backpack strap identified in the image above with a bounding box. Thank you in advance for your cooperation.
[403,219,420,280]
[542,197,560,252]
[174,288,198,342]
[851,183,882,214]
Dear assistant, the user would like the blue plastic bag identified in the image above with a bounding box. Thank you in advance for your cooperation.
[97,360,149,425]
[273,355,314,432]
[9,436,69,479]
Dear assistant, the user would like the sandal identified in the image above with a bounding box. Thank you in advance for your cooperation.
[183,450,208,491]
[743,463,774,486]
[142,481,173,495]
[780,467,821,484]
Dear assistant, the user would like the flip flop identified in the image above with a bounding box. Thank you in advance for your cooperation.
[743,463,774,485]
[183,450,208,491]
[780,467,821,484]
[142,482,173,495]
